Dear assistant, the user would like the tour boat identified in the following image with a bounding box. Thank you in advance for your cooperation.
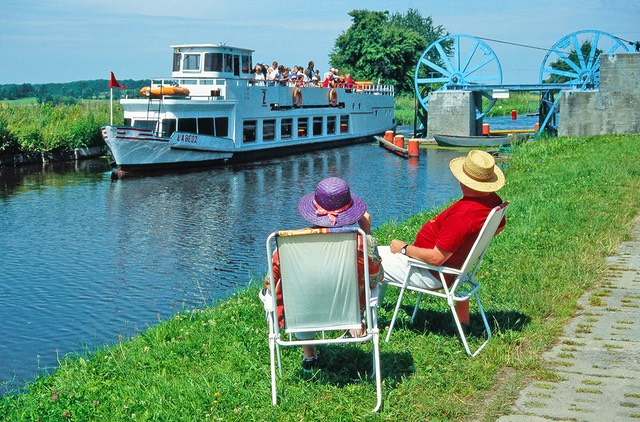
[102,44,396,177]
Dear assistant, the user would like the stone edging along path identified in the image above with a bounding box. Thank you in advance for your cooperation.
[499,216,640,421]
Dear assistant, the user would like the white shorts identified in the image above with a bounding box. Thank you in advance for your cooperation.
[377,246,442,302]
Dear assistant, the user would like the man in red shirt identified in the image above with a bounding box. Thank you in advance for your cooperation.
[377,149,506,325]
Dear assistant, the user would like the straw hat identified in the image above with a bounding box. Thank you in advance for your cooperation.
[297,177,366,227]
[449,150,505,192]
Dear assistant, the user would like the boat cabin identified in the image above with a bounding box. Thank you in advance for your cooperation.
[171,44,254,79]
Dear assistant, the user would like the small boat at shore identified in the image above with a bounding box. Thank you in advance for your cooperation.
[433,134,512,148]
[102,44,396,178]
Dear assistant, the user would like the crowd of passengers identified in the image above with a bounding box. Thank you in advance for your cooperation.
[250,60,355,88]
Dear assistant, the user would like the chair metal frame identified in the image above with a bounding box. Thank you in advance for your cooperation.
[264,227,382,412]
[384,202,509,357]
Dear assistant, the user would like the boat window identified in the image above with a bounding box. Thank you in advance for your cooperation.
[204,53,223,72]
[241,55,252,74]
[340,115,349,133]
[312,116,323,136]
[173,53,181,72]
[263,119,275,141]
[281,118,293,139]
[327,116,336,134]
[133,120,157,131]
[233,55,240,76]
[297,118,308,138]
[243,120,257,142]
[224,54,233,73]
[198,118,214,136]
[183,54,201,72]
[178,118,197,134]
[124,118,132,126]
[214,117,229,137]
[162,119,177,137]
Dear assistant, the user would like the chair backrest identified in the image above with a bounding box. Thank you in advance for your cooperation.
[268,227,368,335]
[457,202,509,281]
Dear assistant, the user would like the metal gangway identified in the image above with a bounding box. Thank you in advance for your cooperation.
[412,30,636,137]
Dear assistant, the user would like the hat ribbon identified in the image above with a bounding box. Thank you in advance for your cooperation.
[313,199,352,225]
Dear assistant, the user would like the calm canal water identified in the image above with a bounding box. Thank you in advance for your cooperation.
[0,141,463,395]
[0,117,534,395]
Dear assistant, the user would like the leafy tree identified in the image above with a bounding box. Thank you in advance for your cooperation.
[330,9,447,94]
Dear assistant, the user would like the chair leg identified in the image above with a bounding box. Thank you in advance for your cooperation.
[371,328,383,413]
[385,285,408,342]
[268,318,278,405]
[450,294,491,357]
[410,293,422,323]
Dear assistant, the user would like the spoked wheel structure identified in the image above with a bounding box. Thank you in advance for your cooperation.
[414,34,502,119]
[539,29,629,88]
[537,30,629,134]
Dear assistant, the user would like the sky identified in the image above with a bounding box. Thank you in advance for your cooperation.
[1,0,639,86]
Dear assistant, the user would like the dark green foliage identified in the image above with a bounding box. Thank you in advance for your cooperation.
[330,9,448,94]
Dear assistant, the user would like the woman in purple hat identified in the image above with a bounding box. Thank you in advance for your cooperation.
[263,177,384,371]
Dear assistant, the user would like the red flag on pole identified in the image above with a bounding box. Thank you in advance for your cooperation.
[109,71,127,89]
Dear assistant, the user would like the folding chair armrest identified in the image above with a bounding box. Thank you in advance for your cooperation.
[405,257,462,277]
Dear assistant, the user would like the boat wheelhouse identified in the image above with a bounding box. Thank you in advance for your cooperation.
[102,44,396,177]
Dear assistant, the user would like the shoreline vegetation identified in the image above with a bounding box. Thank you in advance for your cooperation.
[0,94,538,162]
[1,134,639,419]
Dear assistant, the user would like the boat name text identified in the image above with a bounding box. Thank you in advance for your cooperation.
[177,134,198,143]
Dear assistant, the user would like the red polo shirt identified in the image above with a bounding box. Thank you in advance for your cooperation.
[413,193,504,270]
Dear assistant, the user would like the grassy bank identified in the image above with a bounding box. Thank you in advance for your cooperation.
[1,135,640,420]
[0,101,121,154]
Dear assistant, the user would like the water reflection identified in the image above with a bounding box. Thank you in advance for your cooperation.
[0,142,464,395]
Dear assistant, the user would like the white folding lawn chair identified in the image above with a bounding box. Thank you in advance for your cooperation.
[263,227,382,412]
[385,202,509,357]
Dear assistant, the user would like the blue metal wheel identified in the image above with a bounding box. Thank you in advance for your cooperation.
[539,30,629,89]
[414,34,503,119]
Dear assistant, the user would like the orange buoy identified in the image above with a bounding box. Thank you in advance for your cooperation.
[408,139,420,157]
[534,122,540,132]
[393,134,405,148]
[384,130,394,142]
[482,123,490,136]
[328,89,338,106]
[140,86,190,98]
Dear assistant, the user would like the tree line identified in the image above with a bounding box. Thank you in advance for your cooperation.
[0,79,147,104]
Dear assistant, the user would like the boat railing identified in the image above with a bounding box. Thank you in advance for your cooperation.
[142,77,395,99]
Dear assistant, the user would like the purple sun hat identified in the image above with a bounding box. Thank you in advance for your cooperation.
[297,177,367,227]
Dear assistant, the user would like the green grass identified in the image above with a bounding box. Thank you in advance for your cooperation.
[1,134,639,420]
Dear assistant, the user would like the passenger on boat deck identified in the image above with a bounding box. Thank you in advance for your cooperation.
[312,70,321,85]
[304,61,315,80]
[288,72,298,87]
[252,65,267,85]
[267,61,279,82]
[322,72,335,88]
[272,65,285,85]
[345,74,355,89]
[280,67,290,86]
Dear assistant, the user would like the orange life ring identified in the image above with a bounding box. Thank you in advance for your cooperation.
[139,86,190,98]
[292,88,302,107]
[328,88,338,106]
